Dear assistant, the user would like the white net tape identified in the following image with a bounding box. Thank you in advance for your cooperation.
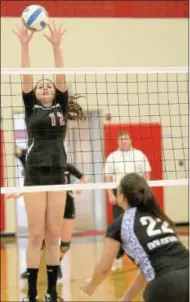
[1,67,188,74]
[1,179,188,195]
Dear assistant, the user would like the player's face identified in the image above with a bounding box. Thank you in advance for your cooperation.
[35,79,55,105]
[117,187,125,208]
[118,134,132,151]
[117,186,129,210]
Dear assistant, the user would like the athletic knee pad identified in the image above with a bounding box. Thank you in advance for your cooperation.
[60,241,71,256]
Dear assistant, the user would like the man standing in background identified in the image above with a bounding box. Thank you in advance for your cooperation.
[104,131,151,271]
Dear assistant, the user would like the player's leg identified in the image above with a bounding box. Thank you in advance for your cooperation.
[24,191,46,300]
[45,190,66,300]
[20,212,46,279]
[57,193,75,279]
[60,193,75,259]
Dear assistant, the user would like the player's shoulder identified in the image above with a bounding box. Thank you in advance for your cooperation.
[106,213,124,242]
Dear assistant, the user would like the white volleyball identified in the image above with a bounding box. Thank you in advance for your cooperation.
[22,5,49,31]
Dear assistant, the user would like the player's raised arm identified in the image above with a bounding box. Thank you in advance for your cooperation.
[44,21,67,92]
[13,25,34,93]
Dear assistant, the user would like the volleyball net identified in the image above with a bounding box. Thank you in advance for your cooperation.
[1,67,188,195]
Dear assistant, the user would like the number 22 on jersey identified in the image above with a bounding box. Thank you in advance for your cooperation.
[140,216,174,237]
[49,112,65,126]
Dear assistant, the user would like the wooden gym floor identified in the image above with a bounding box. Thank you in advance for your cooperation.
[0,227,189,302]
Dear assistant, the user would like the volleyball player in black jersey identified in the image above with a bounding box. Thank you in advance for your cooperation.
[15,146,87,279]
[59,163,87,276]
[81,173,189,302]
[12,22,85,302]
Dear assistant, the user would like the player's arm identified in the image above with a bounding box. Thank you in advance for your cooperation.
[140,152,151,181]
[144,154,151,181]
[65,163,84,180]
[44,22,67,93]
[145,172,151,181]
[81,238,120,296]
[13,25,34,93]
[120,270,146,301]
[81,215,123,296]
[105,176,117,204]
[15,146,27,167]
[104,155,117,204]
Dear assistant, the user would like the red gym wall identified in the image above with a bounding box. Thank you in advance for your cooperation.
[1,1,188,18]
[104,123,163,224]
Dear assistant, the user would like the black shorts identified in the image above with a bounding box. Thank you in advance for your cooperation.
[143,268,189,302]
[64,192,75,219]
[24,166,65,186]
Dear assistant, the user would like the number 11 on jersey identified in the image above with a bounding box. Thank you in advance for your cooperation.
[49,112,65,126]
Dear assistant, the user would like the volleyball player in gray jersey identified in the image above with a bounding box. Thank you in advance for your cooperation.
[81,173,189,302]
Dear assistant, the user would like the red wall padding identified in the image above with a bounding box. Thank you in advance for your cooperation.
[0,129,5,232]
[104,123,163,224]
[1,1,188,18]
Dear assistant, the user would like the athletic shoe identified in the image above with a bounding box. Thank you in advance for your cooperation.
[20,270,28,279]
[45,293,64,302]
[22,296,39,302]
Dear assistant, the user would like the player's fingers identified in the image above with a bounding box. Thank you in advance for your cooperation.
[28,31,34,40]
[60,28,67,36]
[24,26,28,33]
[43,34,51,42]
[14,25,22,35]
[47,23,53,33]
[16,193,23,198]
[12,29,20,38]
[58,23,63,32]
[75,189,81,194]
[52,20,57,31]
[79,288,90,299]
[22,22,26,30]
[6,193,22,199]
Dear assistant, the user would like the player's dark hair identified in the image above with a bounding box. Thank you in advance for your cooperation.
[119,173,174,225]
[34,79,86,121]
[68,94,86,121]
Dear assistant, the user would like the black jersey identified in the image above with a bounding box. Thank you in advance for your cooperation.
[23,89,68,167]
[106,207,189,282]
[16,149,83,190]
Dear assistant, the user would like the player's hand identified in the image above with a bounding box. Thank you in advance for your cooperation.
[75,176,88,194]
[44,21,67,47]
[109,194,117,205]
[80,282,95,297]
[6,193,23,199]
[13,24,34,45]
[75,189,81,194]
[81,176,88,184]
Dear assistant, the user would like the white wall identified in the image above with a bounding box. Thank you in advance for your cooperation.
[1,18,188,67]
[1,17,188,234]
